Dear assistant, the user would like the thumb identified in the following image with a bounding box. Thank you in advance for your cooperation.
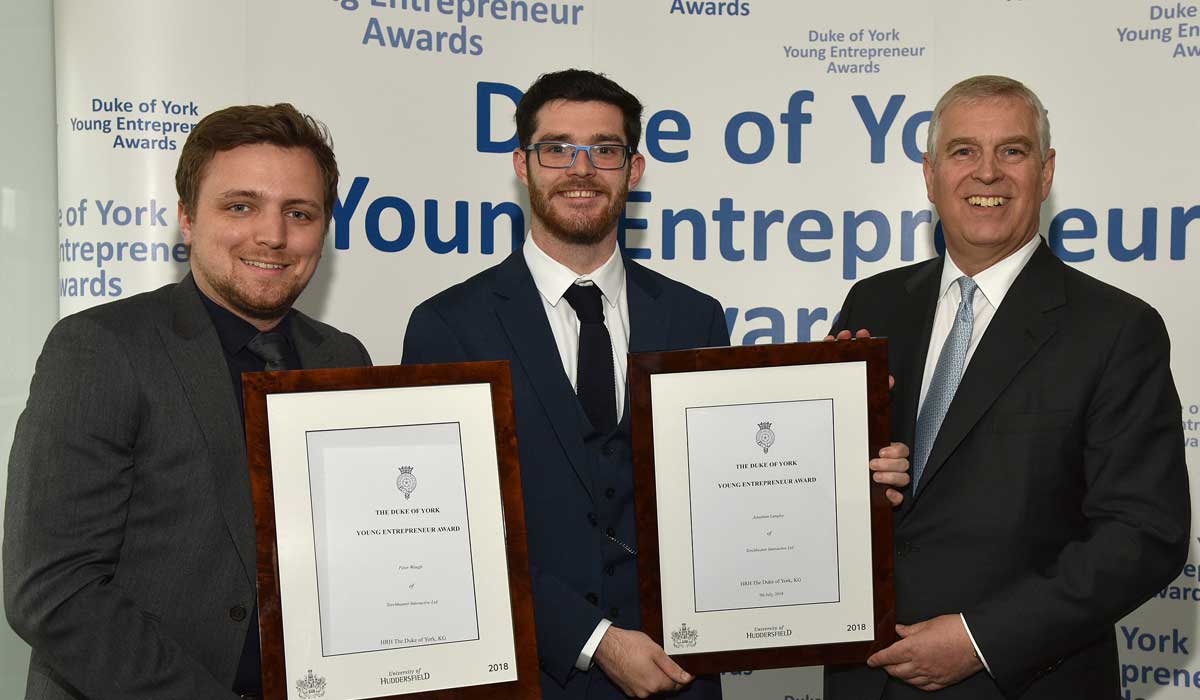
[654,652,693,684]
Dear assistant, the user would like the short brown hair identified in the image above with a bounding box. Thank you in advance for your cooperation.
[175,103,338,226]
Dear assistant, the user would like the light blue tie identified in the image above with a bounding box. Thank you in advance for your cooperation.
[912,276,978,492]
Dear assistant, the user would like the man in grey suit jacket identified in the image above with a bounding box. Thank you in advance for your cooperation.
[4,104,370,699]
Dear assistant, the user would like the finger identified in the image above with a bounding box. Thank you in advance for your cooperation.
[822,334,835,342]
[653,653,693,685]
[888,373,895,390]
[836,329,853,340]
[855,328,871,338]
[879,441,910,459]
[885,488,902,507]
[896,623,916,637]
[873,471,910,489]
[870,457,909,474]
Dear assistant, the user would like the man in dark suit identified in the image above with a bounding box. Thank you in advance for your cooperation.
[404,69,910,700]
[4,104,370,699]
[825,75,1189,698]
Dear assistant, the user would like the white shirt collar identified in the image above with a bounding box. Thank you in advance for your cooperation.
[523,233,626,309]
[938,234,1041,308]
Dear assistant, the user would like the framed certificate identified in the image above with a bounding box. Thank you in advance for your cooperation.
[243,361,540,700]
[628,339,895,673]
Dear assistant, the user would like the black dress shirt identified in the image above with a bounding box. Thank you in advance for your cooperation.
[197,289,301,695]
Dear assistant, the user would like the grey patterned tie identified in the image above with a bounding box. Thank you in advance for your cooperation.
[912,276,978,492]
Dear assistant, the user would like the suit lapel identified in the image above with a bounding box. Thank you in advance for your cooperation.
[292,312,334,369]
[492,251,595,498]
[915,243,1064,497]
[625,259,667,355]
[157,274,257,585]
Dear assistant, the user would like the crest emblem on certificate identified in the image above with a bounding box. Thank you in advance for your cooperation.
[755,421,775,454]
[396,465,417,500]
[296,669,327,698]
[671,622,699,649]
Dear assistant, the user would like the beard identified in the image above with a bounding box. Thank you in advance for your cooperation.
[527,172,630,246]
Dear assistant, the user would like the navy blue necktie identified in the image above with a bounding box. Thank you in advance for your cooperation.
[563,283,617,434]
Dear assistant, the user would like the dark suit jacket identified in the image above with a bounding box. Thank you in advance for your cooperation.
[402,249,729,700]
[825,242,1189,699]
[3,274,371,699]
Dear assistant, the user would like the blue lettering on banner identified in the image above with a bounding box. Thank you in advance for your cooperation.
[332,180,1200,278]
[56,195,190,300]
[326,82,1200,288]
[1114,3,1200,58]
[69,95,198,151]
[336,0,587,57]
[668,0,751,16]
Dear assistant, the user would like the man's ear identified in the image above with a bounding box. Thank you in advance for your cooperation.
[178,201,194,245]
[628,152,646,190]
[513,147,530,187]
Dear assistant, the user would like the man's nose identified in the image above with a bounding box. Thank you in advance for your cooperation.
[567,147,597,176]
[254,212,287,248]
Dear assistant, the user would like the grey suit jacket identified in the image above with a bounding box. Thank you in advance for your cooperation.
[3,274,371,699]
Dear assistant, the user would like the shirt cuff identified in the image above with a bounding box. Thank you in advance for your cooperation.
[575,619,614,671]
[960,613,992,676]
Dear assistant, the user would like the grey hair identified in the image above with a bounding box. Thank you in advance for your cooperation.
[926,75,1051,161]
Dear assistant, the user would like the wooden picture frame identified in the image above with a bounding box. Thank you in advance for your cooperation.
[243,361,540,700]
[628,339,895,673]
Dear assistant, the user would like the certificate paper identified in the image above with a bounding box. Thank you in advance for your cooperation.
[307,423,479,656]
[686,399,839,613]
[629,340,894,669]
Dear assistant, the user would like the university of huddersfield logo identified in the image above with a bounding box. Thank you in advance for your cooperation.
[755,421,775,454]
[672,622,699,649]
[296,669,327,699]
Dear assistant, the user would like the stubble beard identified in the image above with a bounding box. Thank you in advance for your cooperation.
[199,260,312,323]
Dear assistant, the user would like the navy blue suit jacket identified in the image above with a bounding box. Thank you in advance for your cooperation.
[402,248,729,699]
[826,243,1189,699]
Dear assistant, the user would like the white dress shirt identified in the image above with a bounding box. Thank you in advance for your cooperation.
[523,234,628,669]
[915,233,1041,674]
[524,234,630,421]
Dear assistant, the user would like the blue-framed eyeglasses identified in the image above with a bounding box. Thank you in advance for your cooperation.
[523,142,633,170]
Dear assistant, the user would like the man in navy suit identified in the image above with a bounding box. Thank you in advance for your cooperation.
[404,69,910,699]
[826,75,1189,698]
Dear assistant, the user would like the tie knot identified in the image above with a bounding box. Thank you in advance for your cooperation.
[562,283,605,323]
[247,332,292,371]
[957,276,978,305]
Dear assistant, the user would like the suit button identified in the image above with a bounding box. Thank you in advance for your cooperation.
[606,527,616,537]
[609,607,620,618]
[605,565,615,576]
[586,592,599,605]
[605,487,616,499]
[229,605,247,622]
[587,512,598,526]
[602,445,615,456]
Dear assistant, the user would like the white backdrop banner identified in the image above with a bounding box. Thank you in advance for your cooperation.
[54,0,1199,697]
